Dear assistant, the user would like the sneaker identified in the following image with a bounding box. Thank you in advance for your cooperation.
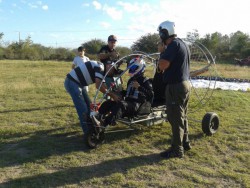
[183,142,192,151]
[160,148,184,159]
[91,116,101,127]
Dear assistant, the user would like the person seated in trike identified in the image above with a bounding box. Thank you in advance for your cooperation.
[91,57,154,128]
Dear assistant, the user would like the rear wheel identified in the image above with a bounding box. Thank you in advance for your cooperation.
[202,112,219,136]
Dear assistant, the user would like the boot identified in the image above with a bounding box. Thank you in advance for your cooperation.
[183,133,191,151]
[160,147,184,159]
[183,142,192,151]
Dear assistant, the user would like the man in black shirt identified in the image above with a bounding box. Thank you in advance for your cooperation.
[98,35,121,89]
[157,21,192,159]
[98,35,119,64]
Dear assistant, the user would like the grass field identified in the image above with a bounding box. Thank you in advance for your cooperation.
[0,60,249,188]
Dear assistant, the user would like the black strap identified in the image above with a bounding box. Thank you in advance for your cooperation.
[75,67,87,86]
[85,62,95,81]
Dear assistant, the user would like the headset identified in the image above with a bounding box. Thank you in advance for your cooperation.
[159,27,170,42]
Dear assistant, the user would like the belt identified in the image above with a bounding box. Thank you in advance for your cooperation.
[67,74,81,86]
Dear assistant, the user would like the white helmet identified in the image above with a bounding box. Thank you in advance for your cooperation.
[157,20,176,41]
[128,57,146,78]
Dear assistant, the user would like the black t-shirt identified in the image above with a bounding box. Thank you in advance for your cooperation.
[160,38,190,84]
[98,45,118,64]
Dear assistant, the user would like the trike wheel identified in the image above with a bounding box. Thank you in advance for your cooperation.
[86,126,105,149]
[202,112,219,136]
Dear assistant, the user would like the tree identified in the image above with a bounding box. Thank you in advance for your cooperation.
[82,39,106,54]
[230,31,249,57]
[186,29,200,41]
[199,32,231,60]
[0,32,4,46]
[131,33,160,53]
[116,46,132,59]
[50,47,75,61]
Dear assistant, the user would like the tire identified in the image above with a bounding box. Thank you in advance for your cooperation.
[202,112,219,136]
[86,126,105,149]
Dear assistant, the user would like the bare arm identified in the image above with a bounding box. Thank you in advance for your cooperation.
[95,78,121,101]
[158,59,170,72]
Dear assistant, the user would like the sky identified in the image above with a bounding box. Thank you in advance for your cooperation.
[0,0,250,49]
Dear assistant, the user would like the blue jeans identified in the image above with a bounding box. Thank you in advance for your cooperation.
[64,77,91,134]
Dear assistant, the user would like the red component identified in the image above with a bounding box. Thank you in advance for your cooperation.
[110,82,116,88]
[90,103,101,111]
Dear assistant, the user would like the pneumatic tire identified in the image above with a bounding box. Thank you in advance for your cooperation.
[202,112,219,136]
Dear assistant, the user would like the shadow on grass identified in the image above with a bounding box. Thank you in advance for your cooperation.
[0,125,142,168]
[0,126,83,168]
[0,104,73,114]
[0,153,161,187]
[152,131,204,148]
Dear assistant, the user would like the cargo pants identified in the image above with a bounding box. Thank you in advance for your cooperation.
[165,80,191,154]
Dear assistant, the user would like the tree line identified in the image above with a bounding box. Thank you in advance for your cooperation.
[0,30,249,63]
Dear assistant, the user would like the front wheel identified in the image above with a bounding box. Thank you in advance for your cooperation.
[86,126,105,149]
[202,112,219,136]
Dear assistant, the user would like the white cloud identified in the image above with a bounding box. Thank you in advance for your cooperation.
[103,4,123,20]
[154,0,250,37]
[115,0,250,41]
[93,1,102,10]
[82,3,90,7]
[42,5,48,10]
[28,3,38,9]
[49,33,60,39]
[37,1,42,5]
[28,1,48,10]
[117,1,140,12]
[100,21,111,29]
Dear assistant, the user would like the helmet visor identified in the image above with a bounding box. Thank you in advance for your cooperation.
[128,65,139,74]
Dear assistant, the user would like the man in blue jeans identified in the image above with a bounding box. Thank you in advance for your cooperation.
[64,61,120,138]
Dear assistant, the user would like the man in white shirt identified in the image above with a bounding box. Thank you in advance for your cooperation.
[72,46,90,69]
[71,46,91,114]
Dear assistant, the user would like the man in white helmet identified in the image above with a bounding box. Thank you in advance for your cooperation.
[157,21,191,159]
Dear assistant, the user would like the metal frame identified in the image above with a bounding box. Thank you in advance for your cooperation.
[90,38,218,126]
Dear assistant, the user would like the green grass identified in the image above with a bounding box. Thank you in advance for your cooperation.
[0,60,249,188]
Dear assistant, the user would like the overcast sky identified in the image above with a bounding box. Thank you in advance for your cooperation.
[0,0,249,48]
